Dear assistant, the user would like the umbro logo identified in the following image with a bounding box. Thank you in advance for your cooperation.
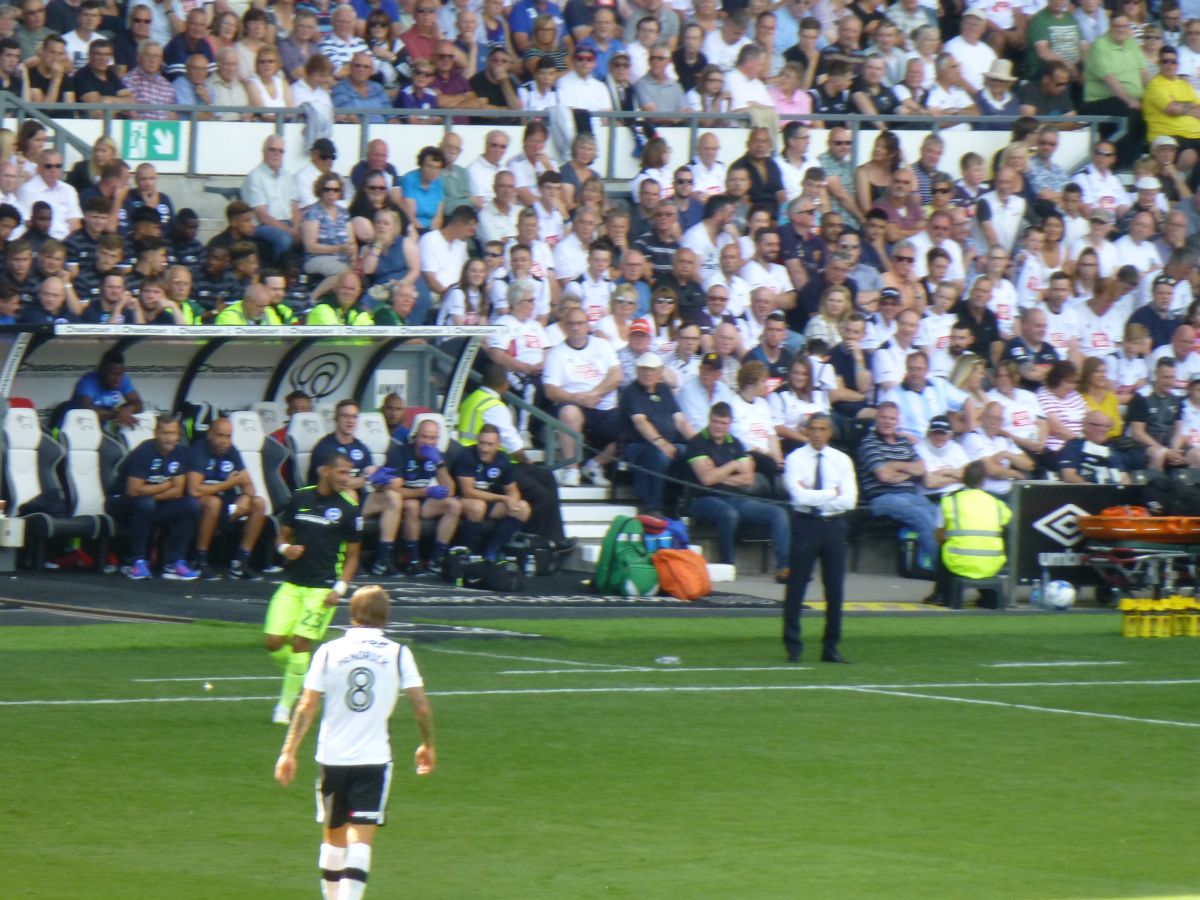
[1033,504,1088,547]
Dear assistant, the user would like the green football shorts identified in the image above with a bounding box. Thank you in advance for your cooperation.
[264,583,337,641]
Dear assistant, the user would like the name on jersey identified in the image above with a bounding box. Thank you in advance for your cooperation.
[337,648,392,666]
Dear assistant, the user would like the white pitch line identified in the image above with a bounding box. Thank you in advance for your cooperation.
[420,646,644,670]
[7,676,1200,708]
[846,687,1200,730]
[498,666,812,674]
[0,695,279,707]
[983,661,1128,669]
[133,676,279,683]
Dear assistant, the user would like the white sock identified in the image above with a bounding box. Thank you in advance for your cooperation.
[318,843,345,900]
[338,843,371,900]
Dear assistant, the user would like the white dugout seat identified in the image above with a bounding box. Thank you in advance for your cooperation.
[229,411,276,516]
[2,408,113,569]
[286,412,325,487]
[355,412,391,467]
[117,411,156,451]
[251,401,286,436]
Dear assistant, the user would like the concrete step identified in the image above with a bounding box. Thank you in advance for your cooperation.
[561,503,638,523]
[563,522,614,540]
[557,485,613,502]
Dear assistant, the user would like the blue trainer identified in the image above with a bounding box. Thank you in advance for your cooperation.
[127,559,151,580]
[162,560,200,581]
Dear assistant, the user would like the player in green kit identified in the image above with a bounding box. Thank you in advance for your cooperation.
[265,453,363,724]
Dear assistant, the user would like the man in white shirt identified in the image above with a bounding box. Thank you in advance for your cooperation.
[872,307,922,391]
[467,129,511,206]
[959,401,1034,495]
[1067,209,1120,276]
[554,47,614,112]
[553,207,599,285]
[974,167,1026,253]
[418,206,478,298]
[689,132,727,198]
[275,585,434,900]
[1038,272,1083,359]
[738,227,795,309]
[914,415,969,499]
[725,43,773,110]
[242,134,300,263]
[782,412,858,664]
[681,194,737,279]
[478,171,522,244]
[703,11,751,72]
[543,306,622,486]
[924,52,978,126]
[1113,211,1164,280]
[702,241,753,318]
[18,149,80,240]
[1073,141,1132,217]
[943,9,997,91]
[1076,287,1129,358]
[562,240,615,323]
[908,210,966,284]
[292,139,341,211]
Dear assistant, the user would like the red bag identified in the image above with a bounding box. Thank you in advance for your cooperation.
[652,549,712,601]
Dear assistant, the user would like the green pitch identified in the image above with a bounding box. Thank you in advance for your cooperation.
[1,613,1197,900]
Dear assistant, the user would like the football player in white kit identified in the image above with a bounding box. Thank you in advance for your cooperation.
[275,586,435,900]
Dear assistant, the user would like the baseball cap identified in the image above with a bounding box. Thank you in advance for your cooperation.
[1088,209,1115,224]
[1152,135,1179,149]
[636,352,663,368]
[1154,274,1178,288]
[927,415,952,434]
[1189,373,1200,386]
[1135,176,1161,191]
[311,138,336,159]
[880,287,902,304]
[700,351,722,369]
[962,7,987,20]
[629,318,652,335]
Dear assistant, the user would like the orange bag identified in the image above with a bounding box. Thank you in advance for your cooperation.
[652,549,712,601]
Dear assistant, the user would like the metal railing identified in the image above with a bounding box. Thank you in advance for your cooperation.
[0,92,1120,180]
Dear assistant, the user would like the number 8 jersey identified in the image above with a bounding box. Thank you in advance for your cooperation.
[304,627,424,766]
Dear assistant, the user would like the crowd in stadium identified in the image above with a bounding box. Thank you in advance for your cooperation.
[5,0,1200,585]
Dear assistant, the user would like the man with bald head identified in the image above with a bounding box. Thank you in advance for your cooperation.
[214,282,284,325]
[1150,324,1200,394]
[187,416,268,580]
[320,3,370,79]
[19,274,77,323]
[656,246,705,313]
[208,47,251,120]
[242,135,300,265]
[1059,411,1131,484]
[960,401,1035,497]
[350,139,401,204]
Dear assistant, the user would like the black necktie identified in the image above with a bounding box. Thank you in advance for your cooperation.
[814,451,824,492]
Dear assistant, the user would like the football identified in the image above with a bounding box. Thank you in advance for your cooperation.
[1033,580,1076,610]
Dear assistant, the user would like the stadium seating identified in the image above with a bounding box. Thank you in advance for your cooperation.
[1,407,113,570]
[355,412,391,467]
[285,412,325,489]
[250,401,286,437]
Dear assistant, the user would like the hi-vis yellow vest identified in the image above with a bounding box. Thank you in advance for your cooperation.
[458,387,504,447]
[939,488,1011,579]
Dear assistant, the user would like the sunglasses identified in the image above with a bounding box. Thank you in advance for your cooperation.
[367,185,387,191]
[41,162,62,169]
[318,153,335,161]
[321,186,341,193]
[832,140,852,147]
[932,186,952,194]
[484,251,503,258]
[894,255,914,263]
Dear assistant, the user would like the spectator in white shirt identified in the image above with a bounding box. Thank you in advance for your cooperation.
[924,52,978,127]
[725,42,773,110]
[689,132,728,198]
[478,171,522,244]
[960,401,1035,495]
[18,149,80,240]
[943,8,997,91]
[1073,141,1132,218]
[418,206,478,298]
[467,130,511,207]
[975,167,1027,253]
[914,415,969,498]
[702,11,751,72]
[292,139,340,211]
[554,46,614,115]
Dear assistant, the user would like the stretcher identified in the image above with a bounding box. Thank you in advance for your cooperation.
[1076,514,1200,601]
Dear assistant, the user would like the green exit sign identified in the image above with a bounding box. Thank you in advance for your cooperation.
[122,121,180,162]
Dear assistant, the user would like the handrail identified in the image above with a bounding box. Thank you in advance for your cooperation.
[0,92,1118,179]
[0,92,94,160]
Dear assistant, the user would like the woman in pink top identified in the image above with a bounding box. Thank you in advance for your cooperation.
[768,63,813,118]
